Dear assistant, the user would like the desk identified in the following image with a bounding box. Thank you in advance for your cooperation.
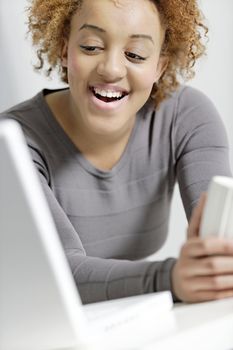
[26,297,233,350]
[83,297,233,350]
[149,297,233,350]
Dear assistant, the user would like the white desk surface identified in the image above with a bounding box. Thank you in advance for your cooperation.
[45,297,233,350]
[148,297,233,350]
[70,297,233,350]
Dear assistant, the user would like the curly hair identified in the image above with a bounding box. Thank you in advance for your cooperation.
[26,0,208,106]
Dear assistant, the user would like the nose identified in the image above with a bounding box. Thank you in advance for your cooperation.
[96,51,127,82]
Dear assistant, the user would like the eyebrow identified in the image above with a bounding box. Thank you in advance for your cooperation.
[79,24,105,33]
[79,24,155,45]
[131,34,154,45]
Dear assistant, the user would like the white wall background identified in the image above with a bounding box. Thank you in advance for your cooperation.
[0,0,232,259]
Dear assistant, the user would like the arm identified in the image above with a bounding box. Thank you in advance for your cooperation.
[171,87,233,302]
[30,145,175,304]
[174,86,232,220]
[172,194,233,302]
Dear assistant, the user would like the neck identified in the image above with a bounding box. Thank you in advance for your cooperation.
[67,92,136,154]
[50,90,136,171]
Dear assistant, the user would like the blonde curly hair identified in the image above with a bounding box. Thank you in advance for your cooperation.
[27,0,208,106]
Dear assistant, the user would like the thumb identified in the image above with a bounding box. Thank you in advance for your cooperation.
[187,192,207,239]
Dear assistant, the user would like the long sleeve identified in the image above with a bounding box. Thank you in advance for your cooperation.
[30,141,176,303]
[2,86,231,304]
[173,87,232,220]
[36,167,175,304]
[0,93,177,304]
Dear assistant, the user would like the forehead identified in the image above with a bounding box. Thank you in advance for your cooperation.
[71,0,163,41]
[110,0,153,9]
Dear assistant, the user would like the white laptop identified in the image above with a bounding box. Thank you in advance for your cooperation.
[0,119,175,350]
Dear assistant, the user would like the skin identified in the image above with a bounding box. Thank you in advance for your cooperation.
[47,0,167,170]
[172,194,233,302]
[45,0,233,302]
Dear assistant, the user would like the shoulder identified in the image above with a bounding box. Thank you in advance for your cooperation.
[169,86,229,160]
[0,92,53,182]
[0,91,47,160]
[139,85,220,138]
[158,85,218,118]
[156,85,225,134]
[174,84,213,104]
[0,91,44,127]
[140,85,218,127]
[0,90,54,143]
[136,85,222,147]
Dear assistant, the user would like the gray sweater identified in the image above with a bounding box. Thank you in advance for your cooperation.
[1,85,231,303]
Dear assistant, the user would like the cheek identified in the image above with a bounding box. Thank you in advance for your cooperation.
[68,59,82,79]
[67,51,87,81]
[131,66,157,92]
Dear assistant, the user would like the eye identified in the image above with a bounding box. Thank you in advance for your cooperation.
[125,51,147,62]
[79,45,103,53]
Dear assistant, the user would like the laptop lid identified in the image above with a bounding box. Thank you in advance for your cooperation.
[0,119,89,350]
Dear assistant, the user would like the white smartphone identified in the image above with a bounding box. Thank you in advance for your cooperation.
[200,176,233,238]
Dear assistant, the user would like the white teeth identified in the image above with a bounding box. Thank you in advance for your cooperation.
[100,90,107,97]
[93,87,123,99]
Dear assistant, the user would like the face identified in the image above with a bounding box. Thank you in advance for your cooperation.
[62,0,167,138]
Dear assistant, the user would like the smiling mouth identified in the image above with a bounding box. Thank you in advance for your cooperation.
[90,87,128,103]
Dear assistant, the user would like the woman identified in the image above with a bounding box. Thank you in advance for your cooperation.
[1,0,233,304]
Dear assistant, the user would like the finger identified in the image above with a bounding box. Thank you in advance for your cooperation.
[181,236,233,258]
[190,256,233,276]
[185,289,233,303]
[190,275,233,292]
[188,193,207,239]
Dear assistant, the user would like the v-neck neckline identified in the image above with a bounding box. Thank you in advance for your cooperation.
[38,89,142,179]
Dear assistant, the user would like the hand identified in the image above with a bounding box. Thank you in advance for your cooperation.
[172,194,233,302]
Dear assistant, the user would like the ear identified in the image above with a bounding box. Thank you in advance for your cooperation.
[153,56,168,83]
[61,39,68,67]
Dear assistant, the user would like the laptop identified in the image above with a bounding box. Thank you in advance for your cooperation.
[0,119,175,350]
